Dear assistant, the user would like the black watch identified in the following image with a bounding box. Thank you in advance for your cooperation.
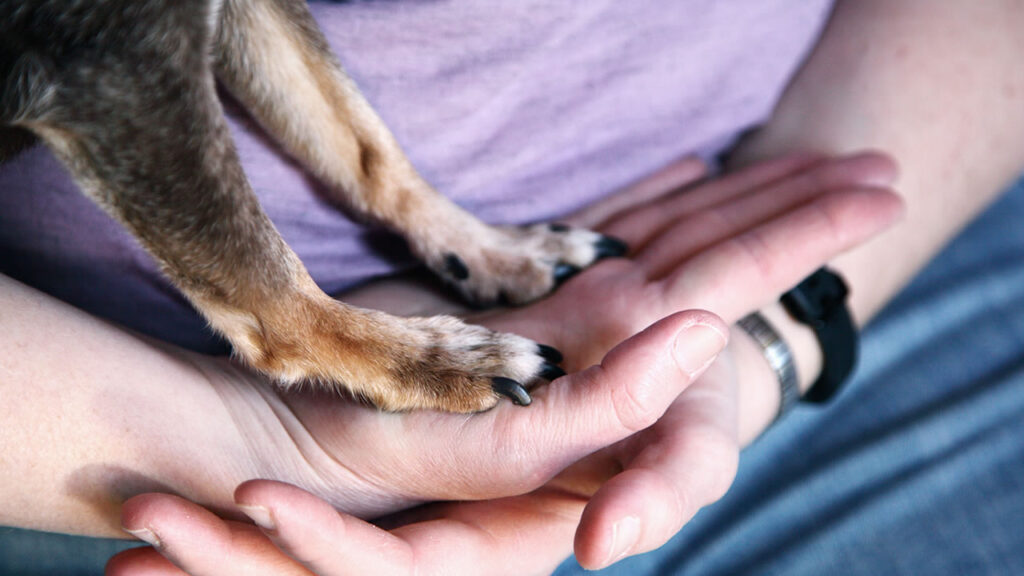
[780,268,858,403]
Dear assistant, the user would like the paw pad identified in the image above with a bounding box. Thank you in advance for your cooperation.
[444,252,470,280]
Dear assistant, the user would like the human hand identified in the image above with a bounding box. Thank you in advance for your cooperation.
[106,313,739,576]
[109,152,903,574]
[217,152,898,517]
[108,310,724,576]
[481,150,903,569]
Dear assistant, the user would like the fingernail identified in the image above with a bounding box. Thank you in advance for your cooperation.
[239,504,276,531]
[674,323,727,376]
[604,515,641,567]
[537,344,564,364]
[851,152,900,187]
[124,527,161,548]
[860,168,898,188]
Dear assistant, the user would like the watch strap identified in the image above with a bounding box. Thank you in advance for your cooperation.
[780,267,858,403]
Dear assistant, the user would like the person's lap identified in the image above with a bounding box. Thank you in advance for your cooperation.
[5,177,1024,575]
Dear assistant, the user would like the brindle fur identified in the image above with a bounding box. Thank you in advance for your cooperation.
[0,0,619,411]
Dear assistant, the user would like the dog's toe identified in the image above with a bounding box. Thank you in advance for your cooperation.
[426,223,628,306]
[594,235,629,260]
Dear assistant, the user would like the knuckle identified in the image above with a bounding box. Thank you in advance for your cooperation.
[668,477,697,526]
[680,428,739,504]
[705,450,740,502]
[730,229,776,283]
[611,375,659,433]
[809,192,851,247]
[483,437,551,495]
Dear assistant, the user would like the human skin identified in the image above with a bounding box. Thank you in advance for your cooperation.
[0,152,899,536]
[104,0,1024,574]
[96,151,900,576]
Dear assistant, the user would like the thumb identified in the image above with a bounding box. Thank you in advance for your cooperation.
[504,310,729,479]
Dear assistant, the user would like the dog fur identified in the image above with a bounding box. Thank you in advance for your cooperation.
[0,0,624,411]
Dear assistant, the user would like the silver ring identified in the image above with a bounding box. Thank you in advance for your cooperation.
[738,312,800,423]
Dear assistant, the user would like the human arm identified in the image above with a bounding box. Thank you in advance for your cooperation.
[570,0,1024,563]
[0,272,260,537]
[586,0,1024,562]
[728,0,1024,395]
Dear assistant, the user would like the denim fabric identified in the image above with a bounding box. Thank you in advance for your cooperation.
[555,177,1024,575]
[0,528,138,576]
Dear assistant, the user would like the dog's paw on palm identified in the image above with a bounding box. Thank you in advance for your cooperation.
[428,223,628,306]
[358,315,567,412]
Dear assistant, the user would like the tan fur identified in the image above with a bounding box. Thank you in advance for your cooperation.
[2,0,623,412]
[214,0,422,218]
[200,284,543,412]
[212,0,606,306]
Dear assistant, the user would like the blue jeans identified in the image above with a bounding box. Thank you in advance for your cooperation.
[5,178,1024,575]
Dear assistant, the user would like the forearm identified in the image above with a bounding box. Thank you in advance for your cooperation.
[0,274,256,537]
[731,0,1024,441]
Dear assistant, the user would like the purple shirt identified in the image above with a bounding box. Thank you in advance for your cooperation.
[0,0,833,352]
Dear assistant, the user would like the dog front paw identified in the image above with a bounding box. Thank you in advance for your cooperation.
[369,314,565,412]
[425,223,627,306]
[239,297,565,412]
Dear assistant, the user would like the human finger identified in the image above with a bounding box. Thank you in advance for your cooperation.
[116,493,310,576]
[606,151,897,253]
[237,480,585,576]
[573,363,740,570]
[467,310,729,497]
[601,152,824,247]
[635,152,899,278]
[234,480,410,576]
[565,156,708,229]
[657,187,905,323]
[106,545,185,576]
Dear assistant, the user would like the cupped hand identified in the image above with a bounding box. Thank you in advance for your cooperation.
[110,151,904,575]
[108,310,723,576]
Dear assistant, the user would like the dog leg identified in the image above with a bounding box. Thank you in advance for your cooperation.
[7,2,559,411]
[212,0,626,305]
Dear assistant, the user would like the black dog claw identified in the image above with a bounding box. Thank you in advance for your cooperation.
[537,344,564,364]
[492,377,532,406]
[595,235,629,259]
[553,263,581,284]
[540,363,567,381]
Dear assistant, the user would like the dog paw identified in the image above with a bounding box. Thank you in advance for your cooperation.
[245,297,565,412]
[367,314,566,412]
[425,223,627,305]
